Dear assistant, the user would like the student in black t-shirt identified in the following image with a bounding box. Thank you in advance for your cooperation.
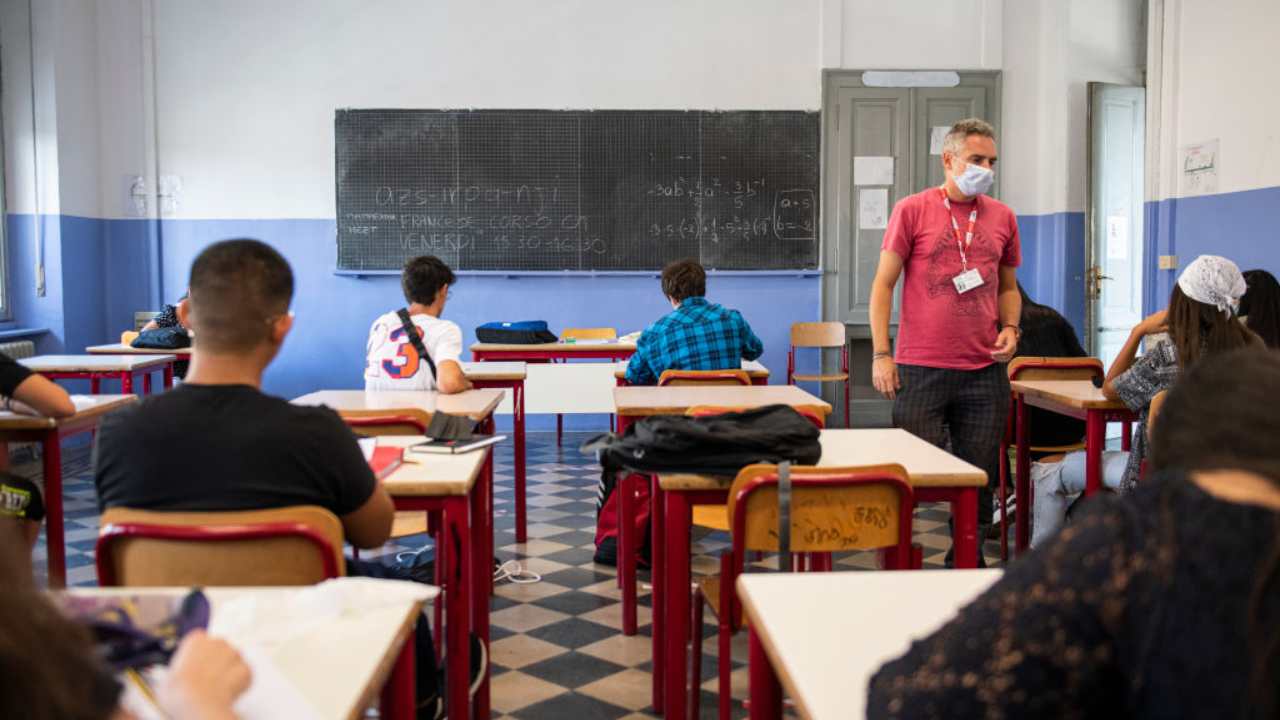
[0,352,75,564]
[93,239,455,719]
[1013,283,1088,449]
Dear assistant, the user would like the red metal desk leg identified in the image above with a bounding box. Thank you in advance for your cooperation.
[651,475,666,712]
[1121,420,1133,451]
[163,363,174,389]
[951,488,979,569]
[748,628,783,719]
[1014,393,1032,555]
[42,431,65,588]
[619,471,638,635]
[142,372,152,395]
[90,377,101,394]
[121,372,133,395]
[444,495,473,720]
[513,380,527,544]
[379,630,416,720]
[471,446,492,718]
[1085,410,1105,495]
[663,490,693,720]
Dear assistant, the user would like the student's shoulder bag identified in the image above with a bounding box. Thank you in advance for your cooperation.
[395,308,438,380]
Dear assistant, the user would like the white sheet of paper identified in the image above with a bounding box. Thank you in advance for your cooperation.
[930,126,950,155]
[1106,216,1130,260]
[853,156,894,186]
[1180,139,1219,196]
[858,189,889,230]
[357,436,377,461]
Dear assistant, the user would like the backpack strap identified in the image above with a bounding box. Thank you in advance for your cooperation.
[395,308,438,380]
[777,461,792,573]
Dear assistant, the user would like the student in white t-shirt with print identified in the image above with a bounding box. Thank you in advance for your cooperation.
[365,255,473,393]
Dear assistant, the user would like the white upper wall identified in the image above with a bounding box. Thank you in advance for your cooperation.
[1150,0,1280,201]
[148,0,821,219]
[825,0,1002,70]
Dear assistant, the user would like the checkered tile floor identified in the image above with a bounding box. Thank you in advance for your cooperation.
[26,432,1001,720]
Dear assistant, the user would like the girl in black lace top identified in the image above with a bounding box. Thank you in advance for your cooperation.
[868,348,1280,719]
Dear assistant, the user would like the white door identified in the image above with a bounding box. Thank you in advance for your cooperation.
[1087,83,1145,372]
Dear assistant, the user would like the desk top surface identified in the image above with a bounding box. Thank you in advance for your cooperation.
[459,361,527,381]
[471,339,637,353]
[65,584,429,720]
[0,394,136,430]
[614,384,829,416]
[23,354,176,371]
[86,343,193,356]
[292,389,504,421]
[738,569,1002,720]
[660,428,987,490]
[610,359,770,379]
[1011,379,1129,410]
[376,435,492,496]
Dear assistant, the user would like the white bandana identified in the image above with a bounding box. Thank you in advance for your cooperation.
[1177,255,1247,315]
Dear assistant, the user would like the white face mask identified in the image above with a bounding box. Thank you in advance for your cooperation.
[953,162,995,197]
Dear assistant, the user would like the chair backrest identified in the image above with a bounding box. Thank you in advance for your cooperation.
[726,463,914,556]
[562,327,618,341]
[686,405,825,429]
[96,505,345,587]
[658,369,751,387]
[339,409,432,436]
[790,321,845,349]
[1007,356,1104,383]
[1147,389,1169,441]
[120,330,140,345]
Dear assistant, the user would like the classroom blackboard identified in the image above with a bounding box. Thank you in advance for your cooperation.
[334,109,819,272]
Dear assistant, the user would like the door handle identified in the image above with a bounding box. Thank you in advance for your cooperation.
[1087,266,1113,299]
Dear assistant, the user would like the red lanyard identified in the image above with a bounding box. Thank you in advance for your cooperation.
[939,187,978,270]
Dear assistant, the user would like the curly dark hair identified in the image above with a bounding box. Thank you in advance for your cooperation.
[402,255,456,306]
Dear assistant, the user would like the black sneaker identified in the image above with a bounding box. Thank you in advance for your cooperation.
[394,547,435,584]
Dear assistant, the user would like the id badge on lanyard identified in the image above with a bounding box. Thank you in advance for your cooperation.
[941,188,985,295]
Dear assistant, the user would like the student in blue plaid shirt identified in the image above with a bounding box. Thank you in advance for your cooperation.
[625,259,763,385]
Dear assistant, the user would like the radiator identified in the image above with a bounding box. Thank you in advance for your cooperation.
[0,340,35,359]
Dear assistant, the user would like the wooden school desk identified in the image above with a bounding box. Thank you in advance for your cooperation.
[611,384,831,640]
[23,354,176,394]
[651,429,988,719]
[0,394,137,587]
[470,338,636,362]
[612,358,772,386]
[86,342,193,357]
[460,361,530,543]
[1010,379,1138,554]
[66,584,433,720]
[376,435,494,720]
[738,569,1002,719]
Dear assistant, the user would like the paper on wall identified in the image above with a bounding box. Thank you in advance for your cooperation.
[853,156,894,186]
[930,126,951,155]
[1106,216,1130,261]
[859,188,889,230]
[1180,139,1219,196]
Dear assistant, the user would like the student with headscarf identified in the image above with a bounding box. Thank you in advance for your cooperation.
[1028,255,1263,546]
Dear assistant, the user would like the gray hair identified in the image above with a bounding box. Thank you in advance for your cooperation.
[943,118,997,156]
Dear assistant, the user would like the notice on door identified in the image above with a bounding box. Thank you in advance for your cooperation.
[1106,216,1130,260]
[859,188,889,230]
[854,156,894,186]
[930,126,951,156]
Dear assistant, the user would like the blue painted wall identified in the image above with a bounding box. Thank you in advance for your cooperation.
[1144,185,1280,313]
[1015,211,1086,339]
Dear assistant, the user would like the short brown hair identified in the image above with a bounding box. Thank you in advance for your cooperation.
[187,239,294,353]
[661,259,706,302]
[401,255,456,305]
[943,118,997,155]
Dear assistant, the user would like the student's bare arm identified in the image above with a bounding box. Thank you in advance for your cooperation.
[12,375,75,418]
[340,485,395,548]
[436,360,473,394]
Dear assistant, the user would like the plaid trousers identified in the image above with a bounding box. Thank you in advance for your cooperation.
[893,363,1010,538]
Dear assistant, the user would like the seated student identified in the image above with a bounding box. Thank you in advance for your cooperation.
[868,347,1280,719]
[141,292,189,333]
[93,239,463,719]
[0,353,75,564]
[0,525,251,720]
[1028,255,1263,546]
[1242,268,1280,348]
[365,255,472,393]
[624,258,764,385]
[1012,281,1088,449]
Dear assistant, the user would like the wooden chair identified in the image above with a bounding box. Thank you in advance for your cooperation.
[557,327,619,445]
[787,322,850,428]
[120,330,139,346]
[341,410,431,437]
[657,369,751,387]
[96,505,344,586]
[999,356,1104,561]
[689,463,918,720]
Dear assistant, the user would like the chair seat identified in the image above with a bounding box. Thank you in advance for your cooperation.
[391,511,429,539]
[792,372,849,382]
[692,505,730,531]
[697,576,746,627]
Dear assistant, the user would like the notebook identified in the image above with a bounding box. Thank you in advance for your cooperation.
[406,434,506,457]
[358,438,405,479]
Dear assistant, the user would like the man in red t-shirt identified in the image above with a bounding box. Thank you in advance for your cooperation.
[869,118,1022,565]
